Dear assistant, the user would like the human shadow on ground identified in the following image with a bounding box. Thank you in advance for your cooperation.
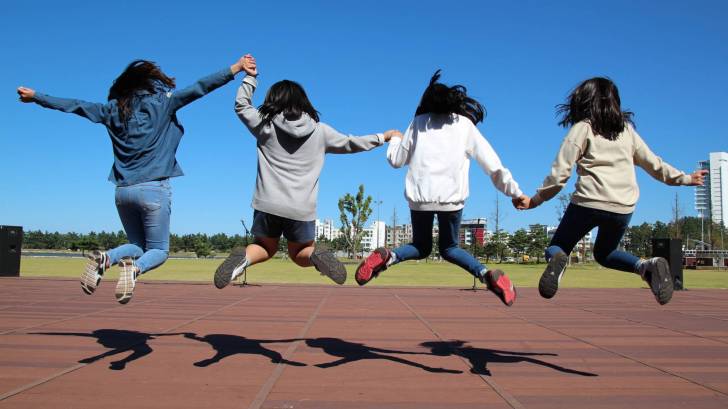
[305,337,462,374]
[33,329,184,370]
[182,333,306,367]
[420,340,598,377]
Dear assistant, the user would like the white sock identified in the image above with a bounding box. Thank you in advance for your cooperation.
[387,252,398,266]
[231,258,249,280]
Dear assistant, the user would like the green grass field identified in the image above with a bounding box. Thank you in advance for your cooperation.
[18,256,728,289]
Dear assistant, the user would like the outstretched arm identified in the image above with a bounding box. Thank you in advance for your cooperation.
[467,126,523,199]
[167,56,245,112]
[633,129,695,186]
[386,122,413,168]
[530,122,588,208]
[322,124,393,154]
[18,86,109,124]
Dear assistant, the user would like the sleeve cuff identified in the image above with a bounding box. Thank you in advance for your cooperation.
[32,92,47,103]
[531,193,545,206]
[376,133,385,145]
[243,75,258,88]
[681,174,693,185]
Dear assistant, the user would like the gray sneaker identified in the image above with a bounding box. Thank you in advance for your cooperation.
[214,247,247,289]
[310,248,347,285]
[539,251,568,299]
[81,250,108,295]
[638,257,673,305]
[115,257,138,305]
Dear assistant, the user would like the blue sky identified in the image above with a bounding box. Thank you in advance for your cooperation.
[1,0,726,235]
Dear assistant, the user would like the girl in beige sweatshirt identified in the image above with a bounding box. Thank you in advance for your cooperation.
[516,77,706,305]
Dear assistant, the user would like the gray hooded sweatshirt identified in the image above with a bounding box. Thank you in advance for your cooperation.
[235,76,384,221]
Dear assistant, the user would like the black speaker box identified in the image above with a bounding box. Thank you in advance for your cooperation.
[651,238,683,290]
[0,226,23,277]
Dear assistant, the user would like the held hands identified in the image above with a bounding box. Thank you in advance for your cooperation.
[689,169,709,186]
[512,194,538,210]
[383,129,402,142]
[17,86,35,102]
[242,54,257,77]
[231,54,257,76]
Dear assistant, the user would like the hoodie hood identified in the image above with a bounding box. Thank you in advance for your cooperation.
[271,112,317,139]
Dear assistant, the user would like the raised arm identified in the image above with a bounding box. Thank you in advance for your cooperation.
[632,128,693,186]
[386,122,413,168]
[18,86,109,124]
[233,55,263,132]
[322,124,391,154]
[530,122,588,207]
[466,125,523,199]
[167,56,244,112]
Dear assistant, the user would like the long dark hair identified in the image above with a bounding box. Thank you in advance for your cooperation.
[556,77,634,140]
[415,70,485,125]
[108,60,176,123]
[258,80,320,125]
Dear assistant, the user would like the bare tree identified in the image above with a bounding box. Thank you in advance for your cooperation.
[672,192,682,240]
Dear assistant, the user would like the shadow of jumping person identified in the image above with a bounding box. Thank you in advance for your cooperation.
[420,340,597,377]
[33,329,184,370]
[305,337,461,374]
[182,333,306,367]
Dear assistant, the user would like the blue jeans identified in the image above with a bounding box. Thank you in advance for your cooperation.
[106,179,171,274]
[546,203,640,273]
[392,209,486,278]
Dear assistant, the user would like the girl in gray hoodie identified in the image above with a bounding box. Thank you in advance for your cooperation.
[214,55,399,288]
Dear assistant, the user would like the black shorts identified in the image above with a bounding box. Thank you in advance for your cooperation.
[250,210,316,243]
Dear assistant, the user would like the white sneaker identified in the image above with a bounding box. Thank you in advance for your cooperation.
[81,250,108,295]
[115,257,138,304]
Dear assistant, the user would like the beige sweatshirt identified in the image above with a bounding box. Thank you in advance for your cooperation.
[532,121,692,214]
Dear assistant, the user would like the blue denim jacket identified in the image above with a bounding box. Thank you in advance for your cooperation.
[32,68,234,186]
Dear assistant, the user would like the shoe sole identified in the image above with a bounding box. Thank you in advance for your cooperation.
[115,259,136,305]
[651,258,674,305]
[81,251,104,295]
[311,250,347,285]
[539,251,568,299]
[355,248,389,286]
[487,269,517,307]
[214,247,247,289]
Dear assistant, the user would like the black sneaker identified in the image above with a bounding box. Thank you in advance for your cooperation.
[310,248,347,285]
[539,251,568,299]
[81,250,108,295]
[214,247,247,289]
[639,257,673,305]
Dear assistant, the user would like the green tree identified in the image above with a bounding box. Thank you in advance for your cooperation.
[508,229,530,261]
[338,184,373,258]
[527,224,549,263]
[194,239,213,258]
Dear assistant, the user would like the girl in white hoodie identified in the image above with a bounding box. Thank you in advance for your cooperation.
[355,71,527,306]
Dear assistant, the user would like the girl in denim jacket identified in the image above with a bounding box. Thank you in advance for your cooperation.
[18,56,247,303]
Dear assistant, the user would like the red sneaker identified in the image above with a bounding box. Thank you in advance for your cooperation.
[485,269,516,307]
[355,247,391,286]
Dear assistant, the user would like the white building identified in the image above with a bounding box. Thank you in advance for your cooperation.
[361,221,386,251]
[315,219,339,241]
[696,152,728,227]
[386,224,412,247]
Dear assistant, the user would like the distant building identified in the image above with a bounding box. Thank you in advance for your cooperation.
[386,224,412,247]
[361,221,386,251]
[315,219,340,241]
[696,152,728,226]
[460,218,487,246]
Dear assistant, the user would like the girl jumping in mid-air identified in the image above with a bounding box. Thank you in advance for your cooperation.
[18,56,247,303]
[213,55,400,288]
[355,70,527,306]
[515,77,706,305]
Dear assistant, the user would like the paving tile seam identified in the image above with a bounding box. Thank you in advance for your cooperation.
[392,291,525,409]
[246,288,332,409]
[549,302,728,347]
[0,285,258,336]
[456,292,728,398]
[0,289,268,402]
